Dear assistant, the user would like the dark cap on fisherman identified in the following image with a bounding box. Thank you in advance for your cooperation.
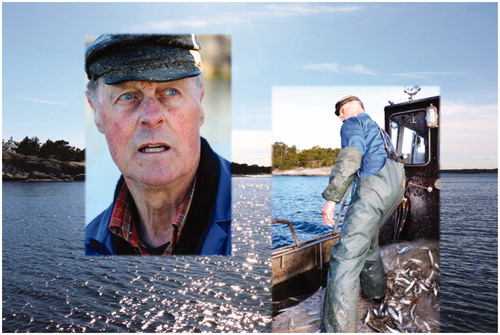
[85,34,202,84]
[335,95,364,116]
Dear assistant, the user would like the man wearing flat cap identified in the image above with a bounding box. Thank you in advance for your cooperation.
[84,34,231,256]
[321,96,405,332]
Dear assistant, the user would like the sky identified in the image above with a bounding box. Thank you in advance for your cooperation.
[272,85,441,149]
[2,2,498,172]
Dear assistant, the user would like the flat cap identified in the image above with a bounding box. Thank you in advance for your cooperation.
[335,95,363,116]
[85,34,202,84]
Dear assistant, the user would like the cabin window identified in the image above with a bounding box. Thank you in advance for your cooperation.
[389,109,430,165]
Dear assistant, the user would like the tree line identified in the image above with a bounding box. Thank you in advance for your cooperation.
[3,136,85,162]
[272,142,340,170]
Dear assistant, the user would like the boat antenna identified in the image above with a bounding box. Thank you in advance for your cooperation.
[404,86,421,101]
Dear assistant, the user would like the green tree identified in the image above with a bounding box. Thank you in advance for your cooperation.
[2,136,18,152]
[15,136,40,156]
[272,142,341,170]
[272,142,289,169]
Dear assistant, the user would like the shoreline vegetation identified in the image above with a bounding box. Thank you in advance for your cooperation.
[2,136,496,181]
[2,136,275,181]
[3,151,85,182]
[1,151,274,182]
[273,167,498,176]
[2,136,85,182]
[270,142,497,176]
[3,151,495,183]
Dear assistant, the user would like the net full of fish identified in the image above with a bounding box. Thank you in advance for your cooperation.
[363,240,440,333]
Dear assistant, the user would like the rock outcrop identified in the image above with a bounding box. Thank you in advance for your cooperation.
[2,151,85,182]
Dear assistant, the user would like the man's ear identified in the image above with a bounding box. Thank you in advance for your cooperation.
[86,92,104,134]
[198,82,205,127]
[199,105,205,127]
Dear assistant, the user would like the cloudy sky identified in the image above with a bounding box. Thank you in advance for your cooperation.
[3,2,498,170]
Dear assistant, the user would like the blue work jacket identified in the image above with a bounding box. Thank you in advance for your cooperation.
[340,112,396,177]
[85,151,232,256]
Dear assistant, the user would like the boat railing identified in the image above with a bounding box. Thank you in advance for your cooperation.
[271,219,340,257]
[272,219,302,248]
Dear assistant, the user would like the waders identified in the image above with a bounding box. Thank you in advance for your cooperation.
[323,158,405,333]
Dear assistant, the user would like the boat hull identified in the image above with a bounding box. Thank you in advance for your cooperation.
[272,231,340,301]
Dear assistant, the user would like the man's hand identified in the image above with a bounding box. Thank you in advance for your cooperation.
[322,200,337,227]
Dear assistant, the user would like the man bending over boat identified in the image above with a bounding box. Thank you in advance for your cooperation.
[84,34,231,256]
[321,96,405,332]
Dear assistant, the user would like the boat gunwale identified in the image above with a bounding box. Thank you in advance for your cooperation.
[271,231,340,258]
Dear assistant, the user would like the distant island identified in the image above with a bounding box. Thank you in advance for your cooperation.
[271,141,497,175]
[3,137,495,181]
[441,169,497,174]
[3,136,85,182]
[3,151,85,182]
[2,152,272,181]
[232,162,271,175]
[273,167,497,176]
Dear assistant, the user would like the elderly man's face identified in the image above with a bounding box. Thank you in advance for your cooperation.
[88,76,205,187]
[338,101,362,122]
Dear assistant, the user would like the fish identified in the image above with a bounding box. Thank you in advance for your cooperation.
[418,282,429,292]
[363,309,371,324]
[395,245,411,254]
[278,306,295,313]
[387,307,399,321]
[410,304,416,320]
[306,316,323,323]
[367,323,385,333]
[400,298,412,305]
[404,279,417,294]
[396,277,411,286]
[427,249,434,266]
[422,320,431,332]
[385,324,401,333]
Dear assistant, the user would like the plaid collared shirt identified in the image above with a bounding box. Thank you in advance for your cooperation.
[108,181,195,255]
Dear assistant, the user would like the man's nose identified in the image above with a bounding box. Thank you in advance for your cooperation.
[139,97,165,127]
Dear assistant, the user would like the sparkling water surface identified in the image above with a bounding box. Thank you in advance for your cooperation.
[3,173,497,332]
[3,177,272,332]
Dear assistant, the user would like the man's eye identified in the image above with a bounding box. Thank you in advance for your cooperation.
[164,89,179,96]
[118,93,135,101]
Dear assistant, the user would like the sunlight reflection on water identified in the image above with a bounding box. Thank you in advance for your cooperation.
[3,178,272,332]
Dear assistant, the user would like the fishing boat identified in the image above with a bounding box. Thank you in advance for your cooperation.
[272,88,441,309]
[272,220,340,302]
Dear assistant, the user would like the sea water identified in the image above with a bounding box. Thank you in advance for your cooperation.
[3,174,497,332]
[2,177,272,332]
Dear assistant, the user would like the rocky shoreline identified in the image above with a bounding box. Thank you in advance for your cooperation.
[2,151,85,182]
[272,167,331,176]
[272,167,497,176]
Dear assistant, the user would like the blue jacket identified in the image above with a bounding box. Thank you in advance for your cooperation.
[340,112,396,177]
[323,112,399,202]
[85,141,232,256]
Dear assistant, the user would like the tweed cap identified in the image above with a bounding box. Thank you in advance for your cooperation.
[335,95,363,116]
[85,34,202,84]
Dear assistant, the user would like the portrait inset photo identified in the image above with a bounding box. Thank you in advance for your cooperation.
[84,34,232,256]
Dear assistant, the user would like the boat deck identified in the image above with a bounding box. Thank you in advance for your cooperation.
[272,240,440,333]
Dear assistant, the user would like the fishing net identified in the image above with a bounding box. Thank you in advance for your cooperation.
[272,239,440,333]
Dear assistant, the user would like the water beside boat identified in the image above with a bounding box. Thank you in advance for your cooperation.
[439,173,498,332]
[2,173,497,332]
